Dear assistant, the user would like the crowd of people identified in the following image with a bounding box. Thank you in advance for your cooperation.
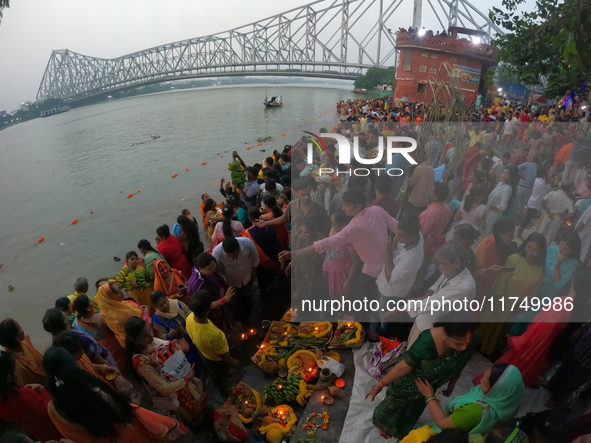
[2,96,591,443]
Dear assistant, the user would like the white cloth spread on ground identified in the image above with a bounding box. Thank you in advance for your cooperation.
[338,343,550,443]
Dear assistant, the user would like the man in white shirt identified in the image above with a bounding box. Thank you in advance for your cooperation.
[502,114,518,149]
[375,214,424,334]
[516,165,550,240]
[539,181,575,245]
[212,237,259,323]
[405,241,476,346]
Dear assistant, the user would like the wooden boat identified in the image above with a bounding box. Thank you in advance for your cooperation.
[264,96,283,107]
[352,88,368,94]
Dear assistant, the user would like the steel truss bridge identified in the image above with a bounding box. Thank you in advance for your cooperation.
[36,0,502,102]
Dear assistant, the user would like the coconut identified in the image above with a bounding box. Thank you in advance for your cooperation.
[266,427,284,443]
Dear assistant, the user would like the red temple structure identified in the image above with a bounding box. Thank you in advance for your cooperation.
[393,26,497,106]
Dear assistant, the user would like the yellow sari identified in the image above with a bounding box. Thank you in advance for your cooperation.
[122,265,155,317]
[95,283,143,348]
[11,335,45,387]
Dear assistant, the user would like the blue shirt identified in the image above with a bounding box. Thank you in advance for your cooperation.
[518,162,537,187]
[434,164,446,182]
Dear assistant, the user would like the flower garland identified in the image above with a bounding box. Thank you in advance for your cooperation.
[261,346,278,363]
[296,379,314,406]
[259,405,297,435]
[298,322,332,338]
[302,411,330,435]
[337,322,363,346]
[237,388,263,424]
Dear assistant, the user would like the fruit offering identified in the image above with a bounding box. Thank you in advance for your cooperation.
[258,405,297,443]
[297,322,332,339]
[330,322,365,348]
[266,322,298,343]
[115,267,153,290]
[287,350,319,382]
[224,382,263,424]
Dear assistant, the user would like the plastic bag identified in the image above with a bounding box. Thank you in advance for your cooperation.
[317,356,345,377]
[153,340,191,381]
[365,338,407,380]
[214,407,249,443]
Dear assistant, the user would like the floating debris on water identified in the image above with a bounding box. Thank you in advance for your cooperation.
[8,285,14,292]
[113,256,121,262]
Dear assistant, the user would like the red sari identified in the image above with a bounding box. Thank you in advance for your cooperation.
[473,296,571,387]
[458,147,484,192]
[48,402,186,443]
[0,387,62,441]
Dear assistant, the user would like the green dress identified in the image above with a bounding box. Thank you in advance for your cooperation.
[372,329,480,438]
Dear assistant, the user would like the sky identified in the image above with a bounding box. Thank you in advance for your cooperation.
[0,0,517,111]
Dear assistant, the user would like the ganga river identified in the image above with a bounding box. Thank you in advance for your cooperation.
[0,84,355,347]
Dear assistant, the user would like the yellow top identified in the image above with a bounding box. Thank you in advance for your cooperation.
[494,253,543,301]
[185,314,229,362]
[67,292,99,312]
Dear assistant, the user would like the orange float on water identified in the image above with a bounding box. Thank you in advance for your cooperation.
[185,168,189,171]
[89,210,94,214]
[257,143,263,146]
[171,174,178,178]
[137,189,141,193]
[270,138,275,141]
[201,162,207,165]
[37,237,45,244]
[281,133,287,136]
[220,154,224,157]
[127,193,134,198]
[71,219,79,225]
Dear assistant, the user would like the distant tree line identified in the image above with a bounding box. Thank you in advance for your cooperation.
[354,67,396,90]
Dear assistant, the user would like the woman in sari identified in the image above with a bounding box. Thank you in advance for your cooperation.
[150,290,203,373]
[73,294,128,372]
[96,281,149,348]
[366,318,479,439]
[0,351,62,442]
[43,346,185,443]
[479,233,546,356]
[478,269,591,388]
[0,319,45,386]
[177,215,204,266]
[208,204,244,253]
[472,218,517,303]
[510,232,581,336]
[404,364,525,442]
[137,239,165,276]
[153,259,188,305]
[483,167,516,238]
[121,250,155,316]
[187,253,234,339]
[54,330,119,384]
[241,207,281,293]
[125,317,207,426]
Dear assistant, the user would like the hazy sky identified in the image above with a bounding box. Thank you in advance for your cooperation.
[0,0,513,111]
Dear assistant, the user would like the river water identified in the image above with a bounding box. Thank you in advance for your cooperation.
[0,85,354,347]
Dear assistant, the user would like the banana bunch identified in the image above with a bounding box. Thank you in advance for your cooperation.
[264,372,302,405]
[115,268,152,290]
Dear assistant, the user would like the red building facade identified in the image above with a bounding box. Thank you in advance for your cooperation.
[394,28,497,106]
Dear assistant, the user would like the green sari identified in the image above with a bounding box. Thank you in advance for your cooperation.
[373,329,480,438]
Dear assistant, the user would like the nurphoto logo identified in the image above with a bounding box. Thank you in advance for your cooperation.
[305,132,418,176]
